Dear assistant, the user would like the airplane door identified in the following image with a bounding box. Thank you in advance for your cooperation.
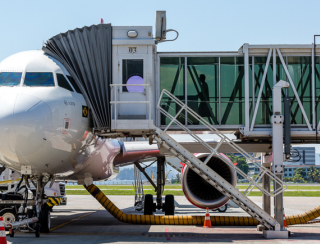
[117,56,148,120]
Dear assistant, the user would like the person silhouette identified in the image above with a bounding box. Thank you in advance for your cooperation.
[198,74,211,119]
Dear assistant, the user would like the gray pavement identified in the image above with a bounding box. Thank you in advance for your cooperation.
[6,195,320,244]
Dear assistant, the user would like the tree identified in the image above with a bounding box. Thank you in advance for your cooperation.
[226,154,249,177]
[307,166,320,182]
[283,177,293,182]
[293,173,306,183]
[175,173,181,183]
[294,168,306,179]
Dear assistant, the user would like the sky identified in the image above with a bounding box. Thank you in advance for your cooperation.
[1,0,320,61]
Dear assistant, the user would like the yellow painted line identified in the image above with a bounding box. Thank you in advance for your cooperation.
[50,207,104,232]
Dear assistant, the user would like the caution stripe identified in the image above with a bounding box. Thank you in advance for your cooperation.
[47,197,61,207]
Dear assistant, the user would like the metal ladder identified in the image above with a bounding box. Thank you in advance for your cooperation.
[153,89,287,230]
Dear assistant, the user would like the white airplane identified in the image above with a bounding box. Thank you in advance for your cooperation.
[0,50,236,233]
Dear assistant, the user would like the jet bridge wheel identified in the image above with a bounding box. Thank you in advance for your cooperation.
[144,194,155,215]
[164,194,175,215]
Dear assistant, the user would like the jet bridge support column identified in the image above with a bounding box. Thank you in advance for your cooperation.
[258,153,272,231]
[262,154,272,215]
[264,80,289,238]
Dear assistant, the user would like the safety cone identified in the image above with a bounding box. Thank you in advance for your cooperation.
[0,217,7,244]
[203,207,212,228]
[283,208,288,228]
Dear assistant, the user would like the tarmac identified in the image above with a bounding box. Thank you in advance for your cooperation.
[6,195,320,244]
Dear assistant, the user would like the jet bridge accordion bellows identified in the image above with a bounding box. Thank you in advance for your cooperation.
[43,24,112,131]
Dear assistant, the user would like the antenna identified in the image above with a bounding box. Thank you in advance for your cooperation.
[155,11,179,43]
[155,11,166,41]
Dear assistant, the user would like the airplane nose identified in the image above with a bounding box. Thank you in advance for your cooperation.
[0,93,52,157]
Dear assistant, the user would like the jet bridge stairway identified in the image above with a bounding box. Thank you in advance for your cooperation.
[153,89,288,231]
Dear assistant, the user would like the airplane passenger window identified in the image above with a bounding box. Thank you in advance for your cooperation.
[0,72,22,86]
[66,75,82,94]
[57,73,73,92]
[24,72,54,87]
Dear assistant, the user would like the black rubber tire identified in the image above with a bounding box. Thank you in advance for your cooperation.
[218,204,227,213]
[40,207,51,233]
[164,195,175,215]
[144,194,154,215]
[35,223,40,237]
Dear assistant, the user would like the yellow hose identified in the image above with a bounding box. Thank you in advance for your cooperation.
[85,184,259,226]
[85,184,320,226]
[286,206,320,225]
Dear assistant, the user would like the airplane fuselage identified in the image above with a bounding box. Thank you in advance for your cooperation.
[0,50,121,182]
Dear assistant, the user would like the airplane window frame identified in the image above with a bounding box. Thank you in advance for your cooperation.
[66,75,82,94]
[0,72,22,86]
[24,72,55,87]
[56,73,74,92]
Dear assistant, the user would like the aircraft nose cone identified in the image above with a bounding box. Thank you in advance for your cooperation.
[0,93,52,157]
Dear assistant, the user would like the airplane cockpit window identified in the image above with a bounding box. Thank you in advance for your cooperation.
[0,72,22,86]
[24,72,54,87]
[57,73,73,92]
[66,75,82,94]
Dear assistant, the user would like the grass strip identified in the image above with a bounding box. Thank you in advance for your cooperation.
[66,185,320,190]
[66,190,185,196]
[66,185,183,190]
[66,190,320,197]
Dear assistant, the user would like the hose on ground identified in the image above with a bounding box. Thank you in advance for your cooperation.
[85,184,259,226]
[85,184,320,226]
[286,207,320,225]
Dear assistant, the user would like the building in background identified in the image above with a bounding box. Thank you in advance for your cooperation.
[284,147,319,178]
[246,147,319,179]
[247,159,261,178]
[289,147,315,165]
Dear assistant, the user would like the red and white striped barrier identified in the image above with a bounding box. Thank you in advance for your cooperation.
[0,217,7,244]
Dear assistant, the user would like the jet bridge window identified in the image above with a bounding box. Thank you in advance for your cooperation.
[57,73,73,92]
[24,72,54,87]
[0,72,22,86]
[122,59,143,92]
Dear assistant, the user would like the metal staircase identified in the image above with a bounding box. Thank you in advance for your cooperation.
[153,89,288,230]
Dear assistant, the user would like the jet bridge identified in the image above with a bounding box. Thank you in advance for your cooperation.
[43,23,320,141]
[42,11,320,239]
